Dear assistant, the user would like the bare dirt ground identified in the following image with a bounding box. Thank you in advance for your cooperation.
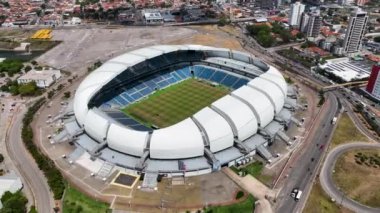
[37,26,196,73]
[333,149,380,208]
[169,25,244,50]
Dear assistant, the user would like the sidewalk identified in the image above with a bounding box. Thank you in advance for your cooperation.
[223,168,275,213]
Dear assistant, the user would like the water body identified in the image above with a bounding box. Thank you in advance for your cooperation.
[0,50,45,61]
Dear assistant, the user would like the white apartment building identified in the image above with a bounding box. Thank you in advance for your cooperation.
[343,8,368,54]
[289,2,305,26]
[17,69,61,88]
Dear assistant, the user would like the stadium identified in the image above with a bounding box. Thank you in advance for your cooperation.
[61,45,298,177]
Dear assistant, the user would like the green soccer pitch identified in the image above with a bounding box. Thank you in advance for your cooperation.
[122,78,229,128]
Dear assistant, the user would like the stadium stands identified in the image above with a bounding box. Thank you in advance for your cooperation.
[102,65,251,110]
[70,45,294,176]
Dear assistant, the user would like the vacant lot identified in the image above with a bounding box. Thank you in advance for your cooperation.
[204,194,255,213]
[330,113,369,148]
[123,79,229,128]
[304,182,353,213]
[63,185,109,213]
[333,149,380,208]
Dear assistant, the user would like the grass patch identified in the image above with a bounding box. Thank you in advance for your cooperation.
[123,78,229,128]
[333,149,380,208]
[330,113,369,148]
[63,185,109,213]
[304,182,352,213]
[205,194,255,213]
[230,162,273,186]
[242,161,264,177]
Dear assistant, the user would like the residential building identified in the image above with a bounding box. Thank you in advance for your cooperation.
[17,69,61,88]
[366,63,380,99]
[300,11,322,38]
[343,8,368,54]
[289,2,305,26]
[255,0,274,9]
[142,10,163,25]
[356,0,369,6]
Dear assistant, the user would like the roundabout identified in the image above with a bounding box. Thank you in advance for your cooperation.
[320,142,380,213]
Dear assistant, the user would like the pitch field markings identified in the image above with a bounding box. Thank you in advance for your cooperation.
[123,79,229,128]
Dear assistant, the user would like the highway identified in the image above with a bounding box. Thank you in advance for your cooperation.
[237,29,345,213]
[6,105,54,213]
[275,93,340,213]
[320,142,380,213]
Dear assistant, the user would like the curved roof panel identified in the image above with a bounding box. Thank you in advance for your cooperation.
[107,123,148,156]
[129,47,164,59]
[260,66,287,96]
[76,65,124,93]
[109,53,146,66]
[193,107,234,153]
[211,95,258,141]
[247,78,285,114]
[232,85,274,127]
[84,109,110,142]
[150,118,204,159]
[74,84,100,126]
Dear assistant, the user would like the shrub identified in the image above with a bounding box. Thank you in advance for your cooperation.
[235,191,244,200]
[0,153,3,163]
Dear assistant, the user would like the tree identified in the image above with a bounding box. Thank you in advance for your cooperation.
[24,65,32,72]
[0,191,28,213]
[31,60,38,66]
[0,153,4,163]
[18,82,38,96]
[63,91,71,99]
[296,32,304,39]
[217,16,230,26]
[47,90,55,99]
[257,31,274,47]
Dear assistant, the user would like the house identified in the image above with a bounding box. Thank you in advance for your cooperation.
[17,69,61,88]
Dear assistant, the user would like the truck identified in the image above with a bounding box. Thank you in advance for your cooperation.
[295,190,303,201]
[331,117,337,125]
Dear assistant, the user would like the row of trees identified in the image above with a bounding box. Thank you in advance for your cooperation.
[21,98,65,199]
[0,81,41,96]
[246,22,300,48]
[354,103,380,136]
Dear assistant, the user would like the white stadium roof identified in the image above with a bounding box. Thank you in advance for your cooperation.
[107,123,148,156]
[193,107,234,153]
[73,45,288,161]
[84,109,110,142]
[232,85,275,127]
[150,118,204,159]
[247,78,285,114]
[211,95,258,141]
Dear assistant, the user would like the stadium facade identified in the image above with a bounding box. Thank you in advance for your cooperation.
[61,45,298,177]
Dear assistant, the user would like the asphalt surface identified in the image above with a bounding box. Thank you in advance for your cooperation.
[7,105,54,213]
[238,31,342,213]
[275,93,340,213]
[320,142,380,213]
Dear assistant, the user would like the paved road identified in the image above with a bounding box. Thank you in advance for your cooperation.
[7,105,54,213]
[339,92,379,142]
[320,142,380,213]
[275,93,340,213]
